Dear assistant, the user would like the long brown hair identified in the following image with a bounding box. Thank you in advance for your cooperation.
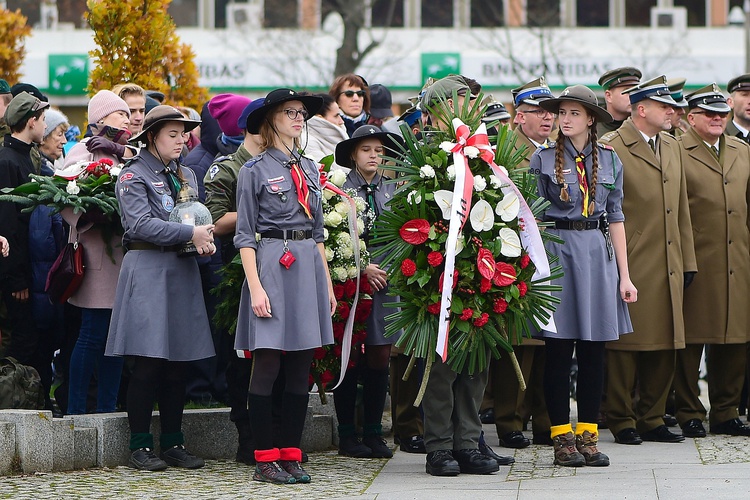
[553,113,599,215]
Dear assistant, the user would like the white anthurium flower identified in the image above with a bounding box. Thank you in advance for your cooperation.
[433,190,454,220]
[469,199,494,232]
[495,192,520,222]
[498,227,522,257]
[473,175,487,192]
[407,190,422,204]
[446,165,456,181]
[419,165,436,179]
[66,180,80,195]
[464,146,479,159]
[328,169,347,187]
[440,141,455,153]
[455,234,465,255]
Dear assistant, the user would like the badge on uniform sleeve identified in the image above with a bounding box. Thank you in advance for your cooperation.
[151,181,164,189]
[208,165,220,180]
[162,193,174,212]
[120,172,134,183]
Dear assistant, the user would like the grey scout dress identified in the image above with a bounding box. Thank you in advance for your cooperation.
[105,149,215,361]
[531,140,632,342]
[233,148,334,352]
[343,171,402,345]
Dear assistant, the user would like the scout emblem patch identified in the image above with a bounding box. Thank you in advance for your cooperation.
[162,193,174,212]
[208,165,220,180]
[120,172,134,183]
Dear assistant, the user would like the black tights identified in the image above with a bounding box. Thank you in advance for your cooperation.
[127,356,187,435]
[248,349,314,451]
[333,344,391,430]
[543,338,605,426]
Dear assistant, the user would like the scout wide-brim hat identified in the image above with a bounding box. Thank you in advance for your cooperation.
[335,125,404,169]
[245,88,323,134]
[540,85,613,123]
[130,105,201,145]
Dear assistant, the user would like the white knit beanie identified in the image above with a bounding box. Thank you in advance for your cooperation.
[88,90,131,124]
[43,109,69,139]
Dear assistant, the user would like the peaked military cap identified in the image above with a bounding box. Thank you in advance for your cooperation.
[598,67,642,91]
[622,75,676,106]
[686,84,731,113]
[666,78,689,108]
[511,77,553,107]
[727,74,750,94]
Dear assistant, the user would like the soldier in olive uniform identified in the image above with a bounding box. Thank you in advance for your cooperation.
[481,77,554,450]
[597,67,642,136]
[667,78,690,136]
[675,85,750,439]
[726,74,750,144]
[509,77,556,168]
[600,76,696,446]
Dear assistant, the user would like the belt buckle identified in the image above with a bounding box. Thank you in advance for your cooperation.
[294,229,305,240]
[572,221,585,231]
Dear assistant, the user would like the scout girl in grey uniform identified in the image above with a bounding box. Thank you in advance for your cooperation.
[234,89,335,484]
[332,125,403,459]
[106,106,216,471]
[532,85,637,468]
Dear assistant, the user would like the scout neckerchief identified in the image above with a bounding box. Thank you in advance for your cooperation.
[165,163,182,201]
[573,148,591,217]
[288,158,312,219]
[357,170,382,217]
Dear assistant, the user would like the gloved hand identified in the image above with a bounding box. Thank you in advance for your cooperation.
[684,271,696,289]
[86,136,126,159]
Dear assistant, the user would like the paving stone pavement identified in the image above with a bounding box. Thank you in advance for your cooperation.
[0,451,388,500]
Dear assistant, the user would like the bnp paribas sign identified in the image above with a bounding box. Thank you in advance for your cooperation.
[47,54,89,95]
[421,53,461,82]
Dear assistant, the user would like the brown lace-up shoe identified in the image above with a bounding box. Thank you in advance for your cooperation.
[552,431,585,467]
[575,430,610,467]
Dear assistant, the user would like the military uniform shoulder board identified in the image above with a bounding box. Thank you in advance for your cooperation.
[214,154,232,163]
[600,131,618,142]
[598,142,615,151]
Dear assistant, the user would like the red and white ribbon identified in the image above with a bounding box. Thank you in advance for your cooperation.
[436,118,555,362]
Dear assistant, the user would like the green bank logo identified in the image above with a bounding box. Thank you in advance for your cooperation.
[421,53,461,80]
[48,54,89,95]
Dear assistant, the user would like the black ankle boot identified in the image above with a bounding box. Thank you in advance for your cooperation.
[235,419,255,464]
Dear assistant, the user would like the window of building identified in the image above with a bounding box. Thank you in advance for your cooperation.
[625,0,656,26]
[471,0,504,27]
[372,0,404,27]
[7,0,40,27]
[169,0,200,26]
[577,0,608,26]
[673,0,705,26]
[265,0,299,28]
[422,0,454,27]
[527,0,560,27]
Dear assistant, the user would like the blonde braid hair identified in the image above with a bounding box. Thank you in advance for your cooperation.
[587,124,599,216]
[554,132,569,202]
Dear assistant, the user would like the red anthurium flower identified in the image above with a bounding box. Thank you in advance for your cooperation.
[477,248,496,280]
[399,219,431,245]
[438,270,459,290]
[493,262,517,287]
